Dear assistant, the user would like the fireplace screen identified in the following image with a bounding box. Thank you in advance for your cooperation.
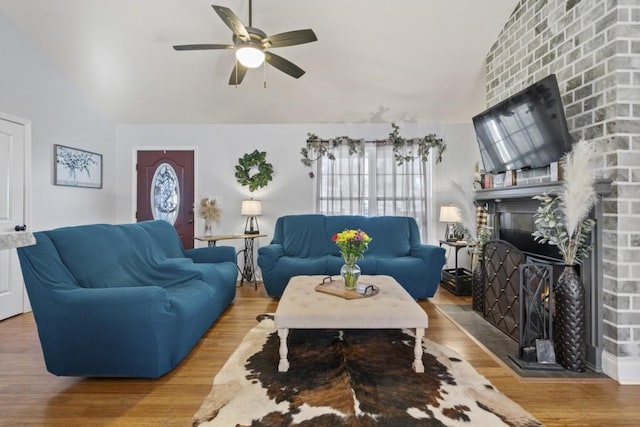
[518,263,555,364]
[482,240,525,341]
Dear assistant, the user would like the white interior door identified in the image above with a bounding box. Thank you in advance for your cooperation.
[0,115,27,320]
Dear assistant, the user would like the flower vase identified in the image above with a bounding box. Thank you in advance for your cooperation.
[554,265,586,372]
[340,255,361,290]
[204,218,213,237]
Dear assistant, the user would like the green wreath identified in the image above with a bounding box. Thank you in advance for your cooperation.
[235,150,274,192]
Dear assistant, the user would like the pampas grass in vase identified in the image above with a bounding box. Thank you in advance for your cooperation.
[533,140,598,373]
[199,197,221,237]
[532,140,598,265]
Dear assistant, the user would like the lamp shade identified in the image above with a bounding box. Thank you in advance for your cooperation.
[439,205,461,223]
[236,46,265,68]
[241,199,262,216]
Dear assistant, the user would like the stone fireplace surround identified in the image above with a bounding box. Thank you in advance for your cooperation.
[475,179,612,372]
[485,0,640,384]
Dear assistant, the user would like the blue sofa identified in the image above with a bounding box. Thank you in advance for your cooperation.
[257,215,446,299]
[17,220,238,378]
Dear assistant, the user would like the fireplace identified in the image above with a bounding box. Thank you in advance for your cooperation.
[475,180,611,372]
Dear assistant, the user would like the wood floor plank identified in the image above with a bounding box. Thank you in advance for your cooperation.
[0,283,638,426]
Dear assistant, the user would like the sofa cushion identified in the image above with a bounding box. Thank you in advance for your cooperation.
[137,220,185,258]
[326,216,411,257]
[377,255,424,273]
[277,256,327,275]
[46,222,195,289]
[21,233,79,290]
[366,217,412,256]
[282,214,333,258]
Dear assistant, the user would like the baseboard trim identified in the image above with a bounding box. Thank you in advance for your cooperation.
[602,351,640,385]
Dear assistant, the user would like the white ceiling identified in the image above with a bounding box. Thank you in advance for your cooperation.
[0,0,517,124]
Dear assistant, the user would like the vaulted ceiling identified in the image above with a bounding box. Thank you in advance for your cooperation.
[0,0,517,124]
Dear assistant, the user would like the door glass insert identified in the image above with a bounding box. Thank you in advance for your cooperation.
[150,163,180,224]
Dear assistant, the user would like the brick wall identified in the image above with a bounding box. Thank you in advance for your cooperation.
[485,0,640,383]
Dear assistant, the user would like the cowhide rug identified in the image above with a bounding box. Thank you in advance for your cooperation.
[193,315,542,427]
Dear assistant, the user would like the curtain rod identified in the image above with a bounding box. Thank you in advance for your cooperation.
[313,138,423,144]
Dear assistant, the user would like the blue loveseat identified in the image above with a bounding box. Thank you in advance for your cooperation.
[257,215,446,298]
[17,220,237,378]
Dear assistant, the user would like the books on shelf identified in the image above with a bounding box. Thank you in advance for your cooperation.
[481,170,517,189]
[482,173,493,189]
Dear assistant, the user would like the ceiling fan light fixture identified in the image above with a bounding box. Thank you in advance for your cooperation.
[236,46,265,68]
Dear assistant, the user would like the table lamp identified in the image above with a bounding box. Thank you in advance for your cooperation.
[439,205,461,241]
[241,199,262,235]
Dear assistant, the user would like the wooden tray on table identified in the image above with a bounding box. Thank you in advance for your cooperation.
[314,277,379,300]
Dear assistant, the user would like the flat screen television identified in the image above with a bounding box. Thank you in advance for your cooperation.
[472,74,573,174]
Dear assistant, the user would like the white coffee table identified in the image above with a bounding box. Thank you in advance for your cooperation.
[274,275,429,373]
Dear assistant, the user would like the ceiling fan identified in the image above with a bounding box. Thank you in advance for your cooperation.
[173,1,317,86]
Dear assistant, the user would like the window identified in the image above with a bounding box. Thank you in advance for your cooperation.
[316,142,431,240]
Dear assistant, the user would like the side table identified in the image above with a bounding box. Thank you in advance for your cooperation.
[194,234,267,288]
[439,239,473,296]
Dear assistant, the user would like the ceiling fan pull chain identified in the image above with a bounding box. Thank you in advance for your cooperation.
[263,61,267,88]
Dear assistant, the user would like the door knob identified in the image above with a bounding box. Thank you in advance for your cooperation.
[14,224,27,232]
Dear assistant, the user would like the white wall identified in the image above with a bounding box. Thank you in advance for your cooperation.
[0,14,116,231]
[115,122,479,258]
[0,10,481,249]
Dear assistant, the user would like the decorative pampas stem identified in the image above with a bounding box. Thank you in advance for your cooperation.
[450,180,477,241]
[532,139,598,266]
[562,140,597,237]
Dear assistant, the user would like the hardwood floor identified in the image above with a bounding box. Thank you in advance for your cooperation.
[1,283,638,426]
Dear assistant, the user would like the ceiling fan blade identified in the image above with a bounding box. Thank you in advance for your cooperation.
[266,29,318,48]
[212,5,250,41]
[173,44,234,51]
[264,52,305,79]
[228,62,249,85]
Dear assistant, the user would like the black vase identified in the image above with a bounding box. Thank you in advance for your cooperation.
[554,265,586,372]
[472,262,484,313]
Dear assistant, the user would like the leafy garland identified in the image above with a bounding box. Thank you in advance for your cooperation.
[235,150,274,192]
[300,123,446,176]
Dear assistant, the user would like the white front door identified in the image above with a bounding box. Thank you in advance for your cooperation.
[0,115,28,320]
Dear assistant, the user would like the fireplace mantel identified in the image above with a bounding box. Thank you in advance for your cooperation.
[474,179,612,202]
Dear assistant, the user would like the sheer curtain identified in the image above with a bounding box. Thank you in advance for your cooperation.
[316,140,431,240]
[316,141,367,215]
[372,143,429,240]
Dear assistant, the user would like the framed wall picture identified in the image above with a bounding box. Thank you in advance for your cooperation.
[54,144,103,189]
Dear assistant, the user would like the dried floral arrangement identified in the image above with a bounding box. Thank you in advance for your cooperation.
[198,198,221,223]
[532,140,598,265]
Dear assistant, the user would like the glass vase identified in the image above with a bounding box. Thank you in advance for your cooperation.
[340,255,361,290]
[204,218,213,237]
